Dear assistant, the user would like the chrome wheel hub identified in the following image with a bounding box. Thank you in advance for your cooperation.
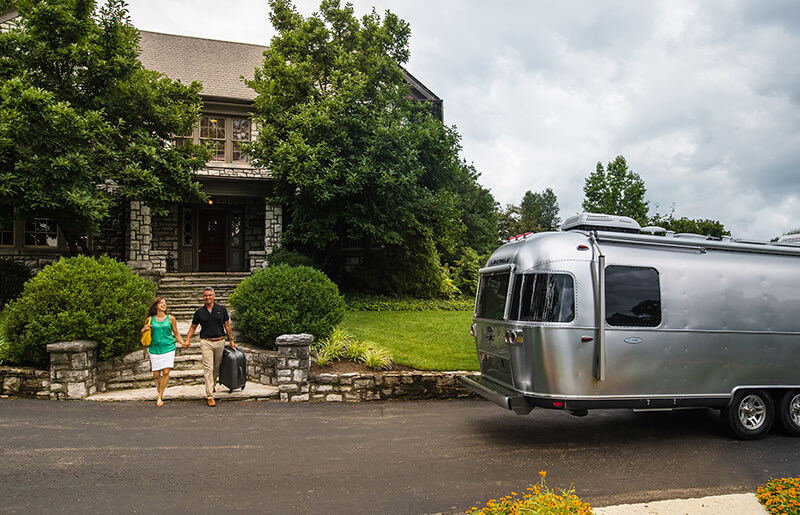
[738,395,767,430]
[790,394,800,427]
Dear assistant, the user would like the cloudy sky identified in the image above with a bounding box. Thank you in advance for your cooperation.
[129,0,800,240]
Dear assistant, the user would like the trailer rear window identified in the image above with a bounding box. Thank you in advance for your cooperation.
[510,273,575,323]
[476,273,510,319]
[605,266,661,327]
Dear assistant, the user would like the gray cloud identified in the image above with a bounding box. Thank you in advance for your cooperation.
[129,0,800,240]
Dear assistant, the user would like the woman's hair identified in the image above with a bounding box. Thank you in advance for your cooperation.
[147,297,166,318]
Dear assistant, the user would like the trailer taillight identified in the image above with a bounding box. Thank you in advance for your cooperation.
[470,324,476,337]
[504,330,522,344]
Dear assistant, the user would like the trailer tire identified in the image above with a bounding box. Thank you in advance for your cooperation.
[778,390,800,437]
[723,390,774,440]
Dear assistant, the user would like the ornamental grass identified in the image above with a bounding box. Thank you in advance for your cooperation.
[466,471,594,515]
[757,476,800,515]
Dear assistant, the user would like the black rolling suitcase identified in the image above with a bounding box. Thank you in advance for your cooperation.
[219,346,247,392]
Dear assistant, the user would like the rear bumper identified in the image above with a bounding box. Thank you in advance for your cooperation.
[461,375,533,415]
[462,375,732,415]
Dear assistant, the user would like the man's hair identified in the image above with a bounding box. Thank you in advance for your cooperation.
[203,287,215,294]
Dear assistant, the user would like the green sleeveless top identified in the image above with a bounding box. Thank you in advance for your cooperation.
[149,315,176,355]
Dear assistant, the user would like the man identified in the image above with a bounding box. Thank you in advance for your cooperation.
[184,287,236,407]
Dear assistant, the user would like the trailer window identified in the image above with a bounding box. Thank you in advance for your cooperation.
[510,273,575,322]
[605,266,661,327]
[476,273,510,320]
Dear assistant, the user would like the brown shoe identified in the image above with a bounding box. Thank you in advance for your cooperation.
[207,398,216,407]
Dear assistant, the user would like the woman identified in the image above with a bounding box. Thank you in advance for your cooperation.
[141,297,185,406]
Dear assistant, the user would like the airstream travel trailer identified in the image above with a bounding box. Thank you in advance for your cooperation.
[461,213,800,439]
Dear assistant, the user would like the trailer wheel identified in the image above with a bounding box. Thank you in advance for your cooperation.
[778,390,800,436]
[723,390,774,440]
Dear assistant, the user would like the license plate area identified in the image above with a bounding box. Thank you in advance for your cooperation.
[479,352,513,386]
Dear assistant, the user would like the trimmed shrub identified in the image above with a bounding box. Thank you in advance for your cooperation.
[267,246,315,268]
[0,257,31,307]
[229,264,345,349]
[0,256,156,367]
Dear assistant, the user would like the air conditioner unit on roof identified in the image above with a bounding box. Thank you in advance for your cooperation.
[561,213,642,234]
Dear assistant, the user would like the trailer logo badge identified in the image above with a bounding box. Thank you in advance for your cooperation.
[624,337,643,344]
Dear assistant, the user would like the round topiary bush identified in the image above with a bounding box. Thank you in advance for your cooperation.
[229,264,346,349]
[0,255,156,367]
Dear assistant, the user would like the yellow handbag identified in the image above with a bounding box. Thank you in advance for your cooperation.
[141,316,153,346]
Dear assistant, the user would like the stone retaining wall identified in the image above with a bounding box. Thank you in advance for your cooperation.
[1,336,479,402]
[0,366,50,399]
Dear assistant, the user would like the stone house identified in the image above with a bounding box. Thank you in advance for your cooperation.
[0,25,442,277]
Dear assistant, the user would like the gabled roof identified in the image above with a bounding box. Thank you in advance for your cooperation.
[138,31,441,117]
[138,31,264,102]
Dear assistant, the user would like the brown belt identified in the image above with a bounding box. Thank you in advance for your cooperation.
[205,337,226,342]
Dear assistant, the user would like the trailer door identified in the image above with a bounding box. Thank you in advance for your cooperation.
[603,265,663,395]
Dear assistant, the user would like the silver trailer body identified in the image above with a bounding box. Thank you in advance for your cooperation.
[462,214,800,438]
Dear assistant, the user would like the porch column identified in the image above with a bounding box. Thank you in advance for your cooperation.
[127,200,153,271]
[264,203,282,261]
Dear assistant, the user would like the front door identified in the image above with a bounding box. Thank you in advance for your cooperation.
[198,209,227,272]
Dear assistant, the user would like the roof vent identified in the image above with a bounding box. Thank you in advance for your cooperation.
[561,213,642,234]
[776,233,800,246]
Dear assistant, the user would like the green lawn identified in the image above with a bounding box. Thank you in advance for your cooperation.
[340,310,479,371]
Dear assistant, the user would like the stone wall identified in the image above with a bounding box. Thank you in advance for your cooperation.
[1,336,478,402]
[0,366,50,399]
[309,371,477,402]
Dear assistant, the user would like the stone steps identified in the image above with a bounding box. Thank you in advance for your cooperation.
[105,368,206,391]
[157,272,250,321]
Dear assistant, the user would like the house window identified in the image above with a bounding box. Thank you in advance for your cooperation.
[24,218,58,247]
[196,115,250,164]
[232,118,250,163]
[0,217,12,246]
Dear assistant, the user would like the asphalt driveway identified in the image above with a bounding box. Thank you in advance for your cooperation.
[1,398,797,514]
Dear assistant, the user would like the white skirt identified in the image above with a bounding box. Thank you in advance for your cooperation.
[149,350,176,371]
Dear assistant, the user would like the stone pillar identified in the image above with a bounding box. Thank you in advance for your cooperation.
[264,203,282,259]
[46,340,99,400]
[275,333,312,402]
[127,200,153,271]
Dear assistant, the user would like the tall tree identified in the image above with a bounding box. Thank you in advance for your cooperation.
[649,206,729,238]
[247,0,482,296]
[497,204,522,241]
[453,161,499,255]
[519,187,560,232]
[0,0,208,254]
[582,155,649,224]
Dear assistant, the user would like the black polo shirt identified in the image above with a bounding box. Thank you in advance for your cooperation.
[191,303,229,339]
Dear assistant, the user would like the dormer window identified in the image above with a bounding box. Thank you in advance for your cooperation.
[176,114,251,164]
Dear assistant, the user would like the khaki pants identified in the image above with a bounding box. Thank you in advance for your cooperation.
[200,338,226,398]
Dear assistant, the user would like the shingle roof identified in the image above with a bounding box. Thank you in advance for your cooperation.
[137,30,440,110]
[138,31,265,102]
